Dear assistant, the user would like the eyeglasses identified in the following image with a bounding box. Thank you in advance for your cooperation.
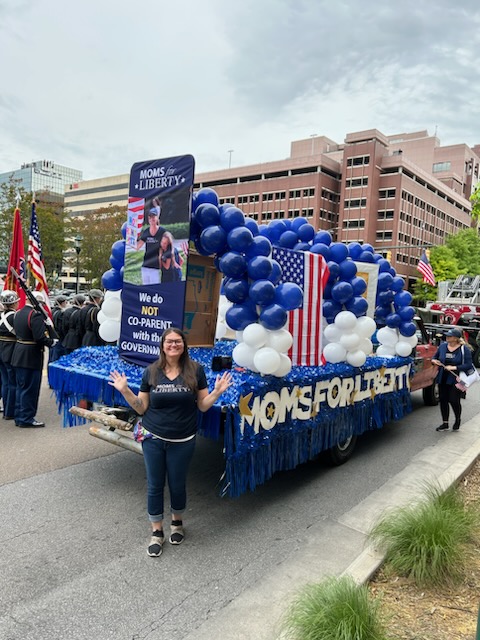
[164,339,183,346]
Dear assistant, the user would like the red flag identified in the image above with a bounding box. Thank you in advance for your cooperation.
[272,247,330,366]
[28,200,52,315]
[4,207,27,308]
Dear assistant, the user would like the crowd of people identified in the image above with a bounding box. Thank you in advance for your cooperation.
[0,288,106,428]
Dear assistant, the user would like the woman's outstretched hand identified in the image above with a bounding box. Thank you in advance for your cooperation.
[108,370,129,394]
[214,371,234,395]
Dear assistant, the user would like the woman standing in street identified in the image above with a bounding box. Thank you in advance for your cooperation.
[109,327,232,557]
[431,328,473,432]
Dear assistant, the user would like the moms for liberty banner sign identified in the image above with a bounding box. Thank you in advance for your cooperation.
[119,155,195,366]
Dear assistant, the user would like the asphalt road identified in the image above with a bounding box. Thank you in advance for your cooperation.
[1,374,479,640]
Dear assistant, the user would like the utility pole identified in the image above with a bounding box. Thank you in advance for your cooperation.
[228,149,234,169]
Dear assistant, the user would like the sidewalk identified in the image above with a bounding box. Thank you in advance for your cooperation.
[183,412,480,640]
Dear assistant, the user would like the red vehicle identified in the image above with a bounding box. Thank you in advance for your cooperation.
[410,316,440,405]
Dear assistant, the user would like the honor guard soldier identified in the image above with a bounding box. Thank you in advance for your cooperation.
[62,294,85,354]
[11,291,55,428]
[0,290,20,421]
[80,289,105,346]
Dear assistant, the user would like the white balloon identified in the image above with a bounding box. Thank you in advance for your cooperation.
[266,329,293,353]
[376,327,399,347]
[215,322,227,340]
[232,342,256,368]
[253,347,281,375]
[323,342,347,364]
[98,319,120,343]
[339,332,361,351]
[334,311,357,331]
[104,289,120,300]
[102,296,122,320]
[97,310,107,325]
[324,324,343,343]
[235,330,244,342]
[358,338,373,355]
[346,349,367,367]
[356,316,377,339]
[218,298,231,320]
[243,322,268,348]
[376,344,396,358]
[272,353,292,377]
[395,341,413,357]
[402,333,418,348]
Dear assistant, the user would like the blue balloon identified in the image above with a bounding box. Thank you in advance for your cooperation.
[338,259,357,280]
[394,290,413,309]
[377,272,394,291]
[101,268,123,291]
[331,281,354,304]
[345,296,369,317]
[247,255,273,280]
[227,226,254,252]
[194,236,213,256]
[362,243,374,253]
[329,242,349,263]
[219,251,247,278]
[244,217,259,236]
[220,206,245,232]
[391,276,405,292]
[249,279,276,306]
[109,254,123,271]
[374,305,392,323]
[294,242,311,251]
[191,192,198,212]
[121,221,127,240]
[258,224,271,238]
[323,300,342,323]
[323,281,333,299]
[314,230,332,246]
[282,219,292,230]
[200,225,227,254]
[291,217,308,232]
[386,313,402,328]
[266,260,283,285]
[275,282,303,310]
[226,303,258,331]
[373,253,383,263]
[376,289,394,305]
[259,303,288,331]
[347,242,363,259]
[377,259,391,273]
[267,219,287,242]
[389,267,397,277]
[297,223,315,242]
[219,202,235,214]
[223,278,250,303]
[189,216,201,240]
[310,243,330,260]
[399,321,416,337]
[278,230,298,249]
[195,203,220,228]
[111,239,125,264]
[398,306,415,321]
[327,261,340,282]
[195,187,219,207]
[245,235,272,258]
[349,276,367,296]
[358,251,375,263]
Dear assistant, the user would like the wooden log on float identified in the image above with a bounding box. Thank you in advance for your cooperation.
[69,406,135,431]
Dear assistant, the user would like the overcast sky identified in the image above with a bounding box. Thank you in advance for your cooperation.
[1,0,479,181]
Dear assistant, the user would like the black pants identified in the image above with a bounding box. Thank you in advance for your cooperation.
[438,383,463,425]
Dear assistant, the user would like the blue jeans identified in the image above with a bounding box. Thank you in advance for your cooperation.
[15,367,42,425]
[142,436,196,522]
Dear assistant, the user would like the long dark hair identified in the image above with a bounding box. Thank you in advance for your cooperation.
[147,327,199,391]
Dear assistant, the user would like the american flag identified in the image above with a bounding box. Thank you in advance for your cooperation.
[126,197,145,248]
[417,250,436,286]
[28,200,51,313]
[272,247,330,366]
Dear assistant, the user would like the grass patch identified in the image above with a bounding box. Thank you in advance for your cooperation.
[281,575,388,640]
[369,482,479,587]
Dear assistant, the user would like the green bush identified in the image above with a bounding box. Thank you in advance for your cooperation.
[369,482,479,587]
[281,575,388,640]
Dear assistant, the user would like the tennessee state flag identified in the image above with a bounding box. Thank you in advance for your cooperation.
[5,207,27,308]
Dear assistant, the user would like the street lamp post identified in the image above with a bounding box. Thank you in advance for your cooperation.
[74,235,83,294]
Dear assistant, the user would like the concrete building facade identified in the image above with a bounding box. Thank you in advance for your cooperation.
[0,160,82,196]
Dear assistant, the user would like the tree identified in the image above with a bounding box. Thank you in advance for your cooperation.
[68,206,126,287]
[412,245,459,306]
[445,228,480,275]
[470,182,480,229]
[0,179,29,269]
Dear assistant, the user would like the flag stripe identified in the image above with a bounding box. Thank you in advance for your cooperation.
[417,251,436,286]
[5,207,27,307]
[28,201,52,314]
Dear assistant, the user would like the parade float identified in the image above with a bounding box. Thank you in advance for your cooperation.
[49,155,421,498]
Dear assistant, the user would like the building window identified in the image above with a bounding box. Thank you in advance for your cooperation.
[433,161,451,173]
[379,188,396,198]
[346,155,370,167]
[376,231,393,241]
[378,210,395,219]
[342,219,365,228]
[289,189,301,198]
[346,177,368,188]
[344,198,367,208]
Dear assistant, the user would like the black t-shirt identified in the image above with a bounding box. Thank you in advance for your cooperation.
[140,225,166,269]
[139,363,208,439]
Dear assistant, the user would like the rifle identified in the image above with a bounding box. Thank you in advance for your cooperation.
[9,266,59,339]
